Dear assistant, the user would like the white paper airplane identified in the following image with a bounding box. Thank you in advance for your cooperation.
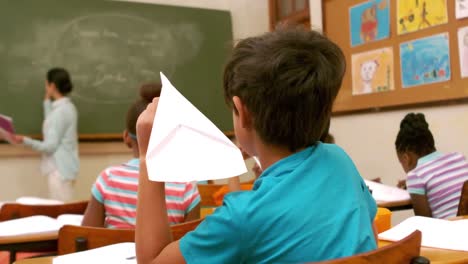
[145,73,247,182]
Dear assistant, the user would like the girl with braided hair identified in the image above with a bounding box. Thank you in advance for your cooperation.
[395,113,468,219]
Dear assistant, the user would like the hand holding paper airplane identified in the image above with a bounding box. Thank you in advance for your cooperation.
[142,73,247,182]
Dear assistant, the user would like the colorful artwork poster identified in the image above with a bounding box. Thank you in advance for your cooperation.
[458,26,468,78]
[456,0,468,19]
[397,0,448,35]
[400,33,451,88]
[352,47,394,95]
[349,0,390,47]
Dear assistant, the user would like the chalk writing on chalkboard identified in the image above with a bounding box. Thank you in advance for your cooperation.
[6,13,203,106]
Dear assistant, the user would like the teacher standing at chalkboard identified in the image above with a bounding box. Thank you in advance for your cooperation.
[12,68,79,202]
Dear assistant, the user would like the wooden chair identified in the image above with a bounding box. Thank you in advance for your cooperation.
[457,180,468,216]
[315,230,429,264]
[0,201,88,221]
[0,201,88,263]
[198,180,255,207]
[57,225,135,255]
[171,218,203,240]
[198,184,224,207]
[57,218,204,255]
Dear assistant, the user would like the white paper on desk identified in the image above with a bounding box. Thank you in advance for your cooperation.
[57,214,84,226]
[145,73,247,182]
[53,242,136,264]
[364,180,410,202]
[16,196,64,205]
[0,214,82,236]
[0,216,62,236]
[379,216,468,251]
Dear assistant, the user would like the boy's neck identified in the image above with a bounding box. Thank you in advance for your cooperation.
[255,142,298,171]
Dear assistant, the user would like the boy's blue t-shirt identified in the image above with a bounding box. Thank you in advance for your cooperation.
[180,143,377,263]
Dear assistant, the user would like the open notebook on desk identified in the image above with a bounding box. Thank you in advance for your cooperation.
[364,180,410,202]
[15,197,64,205]
[379,216,468,251]
[53,242,136,264]
[0,215,83,237]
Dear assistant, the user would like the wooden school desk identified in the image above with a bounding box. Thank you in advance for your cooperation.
[376,199,413,211]
[0,231,58,264]
[13,246,468,264]
[14,256,53,264]
[378,240,468,264]
[379,216,468,264]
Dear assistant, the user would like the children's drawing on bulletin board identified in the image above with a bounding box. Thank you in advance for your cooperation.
[351,47,394,95]
[400,33,450,88]
[456,0,468,19]
[458,27,468,78]
[349,0,390,47]
[397,0,448,35]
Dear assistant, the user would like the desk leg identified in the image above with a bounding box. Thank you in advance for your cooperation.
[9,250,16,264]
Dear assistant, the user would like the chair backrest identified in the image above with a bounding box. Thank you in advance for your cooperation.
[457,180,468,216]
[0,200,88,221]
[57,218,204,255]
[171,218,203,240]
[198,184,224,207]
[198,180,256,207]
[315,230,427,264]
[57,225,135,255]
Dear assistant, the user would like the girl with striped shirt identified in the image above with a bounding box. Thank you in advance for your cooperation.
[395,113,468,219]
[81,83,200,228]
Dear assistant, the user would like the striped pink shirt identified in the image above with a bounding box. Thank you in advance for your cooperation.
[92,158,200,228]
[407,152,468,219]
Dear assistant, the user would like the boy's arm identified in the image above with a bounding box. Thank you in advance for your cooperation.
[81,196,105,227]
[135,98,185,264]
[136,160,186,264]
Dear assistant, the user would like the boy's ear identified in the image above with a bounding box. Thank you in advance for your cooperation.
[123,130,132,148]
[232,96,253,129]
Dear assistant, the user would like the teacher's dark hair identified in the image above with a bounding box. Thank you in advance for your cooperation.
[47,68,73,95]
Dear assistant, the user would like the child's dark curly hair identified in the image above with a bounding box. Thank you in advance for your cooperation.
[395,113,435,156]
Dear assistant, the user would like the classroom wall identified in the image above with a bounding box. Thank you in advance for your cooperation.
[0,144,131,201]
[332,104,468,185]
[308,2,468,186]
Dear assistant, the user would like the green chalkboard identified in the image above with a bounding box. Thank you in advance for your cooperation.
[0,0,233,137]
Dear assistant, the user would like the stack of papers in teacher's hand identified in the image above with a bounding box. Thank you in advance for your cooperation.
[145,72,247,182]
[0,215,83,236]
[364,179,410,202]
[0,114,14,143]
[379,216,468,251]
[53,243,136,264]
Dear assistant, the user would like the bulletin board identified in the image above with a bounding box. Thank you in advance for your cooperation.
[324,0,468,114]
